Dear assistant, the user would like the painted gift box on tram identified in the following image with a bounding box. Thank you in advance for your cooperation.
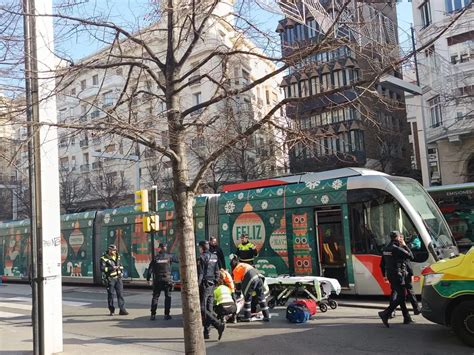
[0,168,458,295]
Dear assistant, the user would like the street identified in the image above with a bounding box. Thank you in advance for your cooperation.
[0,283,471,354]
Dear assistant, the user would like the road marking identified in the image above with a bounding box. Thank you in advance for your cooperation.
[0,311,26,319]
[0,297,90,307]
[0,302,32,310]
[62,301,91,307]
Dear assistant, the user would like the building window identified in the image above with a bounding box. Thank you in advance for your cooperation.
[192,92,202,106]
[70,88,76,96]
[80,80,86,90]
[420,1,432,28]
[429,96,443,127]
[242,69,250,85]
[116,68,123,76]
[103,91,114,107]
[445,0,470,13]
[92,74,99,86]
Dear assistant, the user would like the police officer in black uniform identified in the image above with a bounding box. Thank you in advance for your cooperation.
[147,243,178,320]
[100,244,129,316]
[378,231,414,327]
[209,236,226,270]
[197,240,224,340]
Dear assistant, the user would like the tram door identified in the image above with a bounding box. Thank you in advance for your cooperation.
[315,209,349,287]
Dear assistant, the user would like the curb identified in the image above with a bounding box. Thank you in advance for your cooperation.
[338,302,417,311]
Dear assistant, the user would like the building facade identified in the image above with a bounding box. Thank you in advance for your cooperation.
[50,5,285,211]
[278,1,411,175]
[411,0,474,184]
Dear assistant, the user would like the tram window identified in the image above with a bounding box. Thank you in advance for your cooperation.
[348,189,428,262]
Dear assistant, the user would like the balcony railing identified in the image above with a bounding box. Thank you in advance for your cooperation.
[80,164,90,172]
[92,161,103,170]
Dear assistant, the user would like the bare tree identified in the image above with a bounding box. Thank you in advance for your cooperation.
[59,167,86,213]
[88,164,132,209]
[0,0,469,352]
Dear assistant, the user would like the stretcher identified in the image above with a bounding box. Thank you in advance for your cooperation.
[265,276,341,312]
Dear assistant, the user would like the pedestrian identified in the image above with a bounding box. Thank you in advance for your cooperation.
[231,256,270,322]
[197,240,225,340]
[146,243,178,320]
[378,231,414,327]
[235,233,258,265]
[209,236,226,269]
[100,244,129,316]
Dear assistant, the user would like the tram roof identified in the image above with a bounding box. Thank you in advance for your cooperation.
[223,167,388,192]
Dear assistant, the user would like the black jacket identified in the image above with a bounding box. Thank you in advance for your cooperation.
[380,240,414,279]
[209,244,226,270]
[146,252,178,282]
[197,251,219,286]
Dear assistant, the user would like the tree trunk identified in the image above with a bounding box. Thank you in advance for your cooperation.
[172,137,205,354]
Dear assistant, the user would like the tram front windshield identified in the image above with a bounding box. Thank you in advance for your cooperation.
[390,178,457,256]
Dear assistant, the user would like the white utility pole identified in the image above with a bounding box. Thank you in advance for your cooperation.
[23,0,63,354]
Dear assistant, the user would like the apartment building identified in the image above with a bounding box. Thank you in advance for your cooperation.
[411,0,473,184]
[277,1,411,174]
[52,2,285,211]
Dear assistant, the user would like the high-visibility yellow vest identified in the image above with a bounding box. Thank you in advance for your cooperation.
[214,285,234,306]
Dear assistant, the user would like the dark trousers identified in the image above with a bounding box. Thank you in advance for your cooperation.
[200,284,219,334]
[381,274,409,319]
[215,303,237,319]
[405,276,420,312]
[106,277,125,313]
[243,278,269,319]
[150,280,172,316]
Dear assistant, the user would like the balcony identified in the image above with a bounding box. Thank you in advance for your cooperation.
[92,161,103,170]
[80,164,90,172]
[79,139,89,148]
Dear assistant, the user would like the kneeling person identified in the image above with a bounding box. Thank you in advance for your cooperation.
[214,280,237,323]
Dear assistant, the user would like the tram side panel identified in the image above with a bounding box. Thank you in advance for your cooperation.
[61,211,96,284]
[0,219,31,280]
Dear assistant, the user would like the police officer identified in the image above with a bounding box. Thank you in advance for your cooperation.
[100,244,128,316]
[236,233,258,265]
[405,235,421,315]
[378,231,414,327]
[197,240,224,340]
[146,243,178,320]
[209,236,226,270]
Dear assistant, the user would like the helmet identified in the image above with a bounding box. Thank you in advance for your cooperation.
[198,240,209,251]
[108,244,117,251]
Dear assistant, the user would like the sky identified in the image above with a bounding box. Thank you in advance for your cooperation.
[55,0,415,62]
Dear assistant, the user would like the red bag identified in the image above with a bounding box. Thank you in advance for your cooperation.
[293,299,317,316]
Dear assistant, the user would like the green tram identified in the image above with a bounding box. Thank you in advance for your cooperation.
[0,168,457,295]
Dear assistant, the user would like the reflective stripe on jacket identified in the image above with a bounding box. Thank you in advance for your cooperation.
[214,285,234,306]
[236,242,257,263]
[100,253,123,278]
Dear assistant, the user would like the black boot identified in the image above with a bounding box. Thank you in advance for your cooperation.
[403,316,414,324]
[378,311,389,328]
[217,322,225,340]
[150,314,156,321]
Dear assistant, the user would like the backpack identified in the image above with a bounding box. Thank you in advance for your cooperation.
[294,299,317,316]
[286,303,311,323]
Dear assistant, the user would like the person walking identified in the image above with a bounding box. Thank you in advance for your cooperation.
[146,243,178,320]
[231,256,270,322]
[197,240,225,340]
[236,233,258,265]
[209,236,226,270]
[100,244,129,316]
[378,231,414,327]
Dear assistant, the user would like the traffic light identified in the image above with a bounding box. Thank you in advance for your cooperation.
[143,215,159,233]
[150,186,158,212]
[134,189,149,212]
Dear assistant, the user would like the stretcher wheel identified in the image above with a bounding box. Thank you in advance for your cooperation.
[268,299,276,309]
[319,303,328,312]
[328,300,337,309]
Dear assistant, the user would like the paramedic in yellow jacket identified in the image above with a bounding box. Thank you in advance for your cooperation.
[214,280,237,323]
[236,233,258,265]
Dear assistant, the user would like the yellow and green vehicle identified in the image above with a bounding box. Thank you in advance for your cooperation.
[421,247,474,347]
